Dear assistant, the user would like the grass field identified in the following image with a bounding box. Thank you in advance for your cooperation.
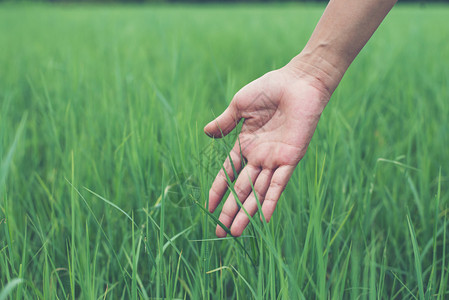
[1,2,449,299]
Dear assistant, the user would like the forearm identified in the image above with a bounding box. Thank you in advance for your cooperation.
[288,0,397,95]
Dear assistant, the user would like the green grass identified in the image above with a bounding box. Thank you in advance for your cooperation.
[1,2,449,299]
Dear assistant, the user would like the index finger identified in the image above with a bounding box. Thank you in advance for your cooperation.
[208,146,243,213]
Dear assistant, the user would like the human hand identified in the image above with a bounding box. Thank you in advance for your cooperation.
[204,64,331,237]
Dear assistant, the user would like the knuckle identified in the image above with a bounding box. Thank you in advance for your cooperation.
[221,207,235,220]
[256,189,267,199]
[233,184,244,197]
[217,171,228,182]
[264,197,276,205]
[270,179,285,191]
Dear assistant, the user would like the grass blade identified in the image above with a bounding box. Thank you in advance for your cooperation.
[407,214,425,299]
[0,278,24,300]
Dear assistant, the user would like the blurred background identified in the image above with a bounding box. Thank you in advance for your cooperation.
[2,0,449,4]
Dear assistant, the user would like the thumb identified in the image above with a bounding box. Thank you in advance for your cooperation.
[204,103,240,138]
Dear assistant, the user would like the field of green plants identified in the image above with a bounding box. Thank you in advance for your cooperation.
[1,3,448,299]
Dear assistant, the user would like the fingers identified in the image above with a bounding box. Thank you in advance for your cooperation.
[215,165,261,238]
[204,103,240,138]
[261,165,295,223]
[208,147,243,213]
[230,169,273,237]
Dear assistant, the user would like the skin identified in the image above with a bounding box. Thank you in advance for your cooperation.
[205,0,398,238]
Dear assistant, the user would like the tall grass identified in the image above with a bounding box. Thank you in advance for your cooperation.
[1,3,448,299]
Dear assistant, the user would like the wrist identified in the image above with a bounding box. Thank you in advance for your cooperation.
[285,50,347,97]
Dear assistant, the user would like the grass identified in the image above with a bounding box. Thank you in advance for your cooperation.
[1,2,449,299]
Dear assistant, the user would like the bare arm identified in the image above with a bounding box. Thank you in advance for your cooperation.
[205,0,397,238]
[291,0,398,94]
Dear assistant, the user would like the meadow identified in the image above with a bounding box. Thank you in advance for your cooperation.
[1,3,448,299]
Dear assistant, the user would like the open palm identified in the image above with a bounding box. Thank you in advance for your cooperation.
[205,66,330,237]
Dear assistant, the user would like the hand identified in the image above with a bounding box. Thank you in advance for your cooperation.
[204,64,330,237]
